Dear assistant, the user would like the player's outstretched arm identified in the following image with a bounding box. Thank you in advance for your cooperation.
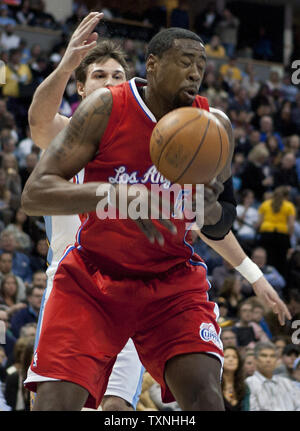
[22,87,112,216]
[197,229,291,325]
[28,12,103,149]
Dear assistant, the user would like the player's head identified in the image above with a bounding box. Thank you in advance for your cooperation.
[75,40,129,98]
[146,28,206,108]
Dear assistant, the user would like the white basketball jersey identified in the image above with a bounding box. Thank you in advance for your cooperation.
[45,169,85,271]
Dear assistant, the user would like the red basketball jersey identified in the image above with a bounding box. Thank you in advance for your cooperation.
[76,78,210,278]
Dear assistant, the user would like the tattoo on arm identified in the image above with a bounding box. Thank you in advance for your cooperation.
[48,89,113,162]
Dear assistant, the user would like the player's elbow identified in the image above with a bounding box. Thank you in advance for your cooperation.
[21,181,41,216]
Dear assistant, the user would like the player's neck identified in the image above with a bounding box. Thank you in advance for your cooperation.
[141,86,175,121]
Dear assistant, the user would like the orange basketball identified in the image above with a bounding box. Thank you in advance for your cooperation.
[150,107,230,185]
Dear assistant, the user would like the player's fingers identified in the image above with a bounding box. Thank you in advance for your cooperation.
[157,219,177,235]
[76,11,102,31]
[75,13,103,41]
[76,38,98,52]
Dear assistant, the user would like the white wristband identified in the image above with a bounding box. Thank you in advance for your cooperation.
[235,257,263,284]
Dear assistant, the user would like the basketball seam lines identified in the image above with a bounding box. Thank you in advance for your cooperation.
[174,119,211,184]
[157,111,202,169]
[213,124,223,179]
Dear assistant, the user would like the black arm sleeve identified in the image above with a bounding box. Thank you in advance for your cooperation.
[200,176,237,241]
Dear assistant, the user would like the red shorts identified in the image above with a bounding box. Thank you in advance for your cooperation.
[25,247,223,408]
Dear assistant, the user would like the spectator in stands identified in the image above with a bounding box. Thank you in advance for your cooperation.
[5,208,32,253]
[31,270,46,290]
[220,328,238,349]
[265,67,282,93]
[15,0,36,25]
[240,143,273,201]
[10,285,43,338]
[233,301,268,351]
[0,168,13,225]
[29,238,47,273]
[0,23,20,50]
[242,62,260,99]
[221,346,249,410]
[291,92,300,134]
[0,274,26,317]
[211,259,236,299]
[257,186,296,278]
[219,275,247,318]
[259,115,283,151]
[253,26,273,61]
[0,4,16,26]
[281,73,299,103]
[217,297,235,328]
[28,0,57,30]
[143,0,167,34]
[0,251,25,298]
[0,344,7,382]
[285,135,300,158]
[229,87,252,113]
[194,1,220,43]
[205,35,225,58]
[243,352,256,377]
[233,189,259,251]
[19,321,36,340]
[250,300,272,340]
[19,152,39,189]
[246,342,300,410]
[250,247,286,298]
[272,335,290,368]
[170,0,189,30]
[4,336,29,410]
[286,248,300,291]
[1,153,22,210]
[0,306,16,363]
[0,231,32,283]
[216,8,240,58]
[219,55,242,84]
[273,152,299,193]
[273,344,300,381]
[292,357,300,389]
[16,126,36,168]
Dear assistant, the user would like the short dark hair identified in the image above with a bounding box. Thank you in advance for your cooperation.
[75,39,129,84]
[146,27,204,60]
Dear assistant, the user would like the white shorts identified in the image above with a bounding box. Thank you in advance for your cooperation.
[26,265,144,409]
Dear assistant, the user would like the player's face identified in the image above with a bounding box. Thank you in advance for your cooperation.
[151,39,206,108]
[77,58,126,98]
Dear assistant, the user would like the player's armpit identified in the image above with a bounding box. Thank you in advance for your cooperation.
[21,88,113,216]
[209,107,234,182]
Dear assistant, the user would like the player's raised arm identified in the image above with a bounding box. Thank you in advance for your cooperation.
[197,229,291,325]
[28,12,103,149]
[22,88,112,216]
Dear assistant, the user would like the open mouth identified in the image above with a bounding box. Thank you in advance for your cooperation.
[183,88,197,98]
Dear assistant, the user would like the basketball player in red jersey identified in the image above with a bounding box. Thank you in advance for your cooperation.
[22,27,290,411]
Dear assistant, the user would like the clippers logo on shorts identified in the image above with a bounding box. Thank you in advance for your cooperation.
[199,323,222,349]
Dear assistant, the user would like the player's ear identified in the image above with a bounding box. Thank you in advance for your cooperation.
[146,54,158,75]
[77,81,85,98]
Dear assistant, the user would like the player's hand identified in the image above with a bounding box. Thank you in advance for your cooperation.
[59,12,103,73]
[251,276,291,326]
[115,184,177,246]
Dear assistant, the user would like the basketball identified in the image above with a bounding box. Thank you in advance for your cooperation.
[150,107,230,185]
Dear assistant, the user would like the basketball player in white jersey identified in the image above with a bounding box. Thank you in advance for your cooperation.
[26,12,144,411]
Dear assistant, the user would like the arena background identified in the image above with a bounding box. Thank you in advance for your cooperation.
[0,0,300,412]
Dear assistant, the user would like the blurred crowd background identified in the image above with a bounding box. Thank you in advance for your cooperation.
[0,0,300,412]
